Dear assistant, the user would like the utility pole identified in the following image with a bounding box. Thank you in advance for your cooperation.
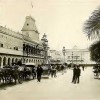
[62,46,66,63]
[71,52,73,64]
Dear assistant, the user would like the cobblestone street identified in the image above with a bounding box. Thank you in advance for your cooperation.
[0,67,100,100]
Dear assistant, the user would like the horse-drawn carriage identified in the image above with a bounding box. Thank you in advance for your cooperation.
[41,64,51,78]
[0,66,23,84]
[22,63,36,80]
[0,63,36,85]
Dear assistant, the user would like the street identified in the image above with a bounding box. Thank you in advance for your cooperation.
[0,67,100,100]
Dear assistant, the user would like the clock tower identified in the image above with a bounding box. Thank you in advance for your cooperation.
[22,16,39,42]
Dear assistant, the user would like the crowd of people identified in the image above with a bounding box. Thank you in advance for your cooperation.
[0,63,66,84]
[27,63,83,83]
[36,64,66,82]
[0,62,87,87]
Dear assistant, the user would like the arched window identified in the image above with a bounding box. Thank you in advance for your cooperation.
[3,57,6,66]
[12,58,14,65]
[8,58,11,66]
[26,59,28,63]
[29,59,31,62]
[0,57,2,67]
[15,58,18,63]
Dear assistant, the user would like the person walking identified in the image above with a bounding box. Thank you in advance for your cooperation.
[54,66,57,77]
[82,65,85,71]
[76,66,81,84]
[61,65,64,75]
[36,65,43,82]
[72,65,77,83]
[51,66,57,77]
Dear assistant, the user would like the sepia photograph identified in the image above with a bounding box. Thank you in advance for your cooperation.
[0,0,100,100]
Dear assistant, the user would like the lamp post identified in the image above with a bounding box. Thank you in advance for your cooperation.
[71,52,73,64]
[74,55,79,64]
[81,52,83,64]
[41,33,48,64]
[62,46,66,63]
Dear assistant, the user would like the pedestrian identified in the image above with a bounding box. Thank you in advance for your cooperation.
[61,65,64,75]
[75,66,81,84]
[51,66,55,77]
[36,65,43,82]
[54,66,57,77]
[32,67,36,79]
[72,65,77,83]
[51,66,57,77]
[82,65,84,71]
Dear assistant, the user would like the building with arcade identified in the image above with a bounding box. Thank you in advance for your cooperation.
[0,16,47,68]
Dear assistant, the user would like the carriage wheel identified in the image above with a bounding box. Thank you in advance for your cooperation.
[18,76,23,84]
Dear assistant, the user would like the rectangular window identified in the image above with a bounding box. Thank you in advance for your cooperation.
[1,44,3,47]
[0,44,3,47]
[16,47,18,50]
[14,47,18,50]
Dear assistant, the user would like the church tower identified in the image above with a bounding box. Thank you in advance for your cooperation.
[22,16,39,42]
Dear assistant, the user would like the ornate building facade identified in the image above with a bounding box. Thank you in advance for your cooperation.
[49,50,61,64]
[65,46,91,64]
[0,16,45,68]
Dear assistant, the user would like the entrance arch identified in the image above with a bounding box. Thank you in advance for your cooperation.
[12,58,14,65]
[0,57,2,67]
[3,57,6,66]
[23,59,25,63]
[15,58,18,63]
[8,58,11,66]
[26,59,28,63]
[29,59,31,62]
[20,58,22,62]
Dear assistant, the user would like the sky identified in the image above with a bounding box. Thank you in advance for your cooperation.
[0,0,100,50]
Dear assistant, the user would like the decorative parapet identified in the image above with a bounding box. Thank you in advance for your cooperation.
[0,26,23,39]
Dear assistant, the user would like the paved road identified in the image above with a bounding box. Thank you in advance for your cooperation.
[0,67,100,100]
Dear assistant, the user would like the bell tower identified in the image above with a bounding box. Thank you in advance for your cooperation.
[22,16,39,42]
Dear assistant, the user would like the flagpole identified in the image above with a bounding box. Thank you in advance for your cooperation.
[30,1,33,16]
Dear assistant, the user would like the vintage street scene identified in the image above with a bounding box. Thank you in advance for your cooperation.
[0,0,100,100]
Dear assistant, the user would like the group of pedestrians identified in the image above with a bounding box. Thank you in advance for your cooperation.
[50,64,66,77]
[36,64,59,82]
[36,64,82,84]
[36,64,66,82]
[50,66,57,78]
[72,65,81,84]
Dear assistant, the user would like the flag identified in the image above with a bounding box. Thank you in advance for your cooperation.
[31,1,33,8]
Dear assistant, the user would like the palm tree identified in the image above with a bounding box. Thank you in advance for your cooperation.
[84,7,100,40]
[89,41,100,63]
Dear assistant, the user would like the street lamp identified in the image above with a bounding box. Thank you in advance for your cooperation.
[41,33,48,64]
[74,55,79,64]
[71,52,73,64]
[62,46,66,63]
[81,52,83,64]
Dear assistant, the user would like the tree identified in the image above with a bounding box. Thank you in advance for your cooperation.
[84,7,100,63]
[89,41,100,63]
[84,7,100,39]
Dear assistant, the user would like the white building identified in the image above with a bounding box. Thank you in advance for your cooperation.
[65,46,92,64]
[0,16,44,68]
[49,50,61,64]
